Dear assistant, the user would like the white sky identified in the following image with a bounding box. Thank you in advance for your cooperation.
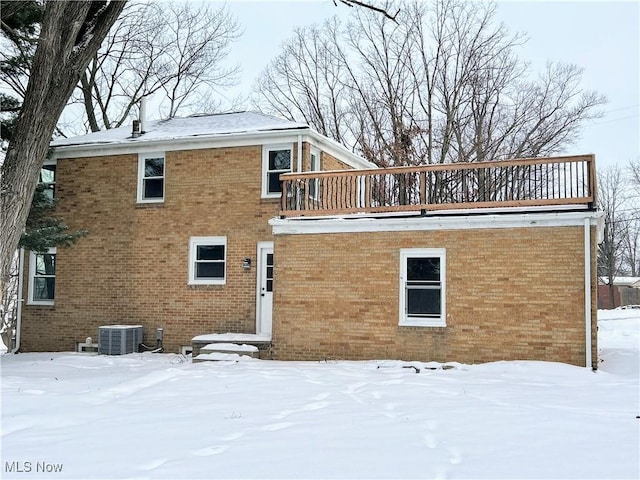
[206,0,640,170]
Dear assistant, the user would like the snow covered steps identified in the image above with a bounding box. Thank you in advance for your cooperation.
[193,343,260,362]
[191,333,272,361]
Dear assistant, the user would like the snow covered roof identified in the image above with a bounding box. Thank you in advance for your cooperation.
[51,111,308,148]
[599,277,640,287]
[50,111,375,169]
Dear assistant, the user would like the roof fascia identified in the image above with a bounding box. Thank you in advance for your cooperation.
[305,131,376,170]
[270,210,604,236]
[50,128,313,160]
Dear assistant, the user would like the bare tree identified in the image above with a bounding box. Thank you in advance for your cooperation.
[597,165,628,307]
[253,0,605,172]
[622,218,640,277]
[0,0,126,300]
[74,1,240,132]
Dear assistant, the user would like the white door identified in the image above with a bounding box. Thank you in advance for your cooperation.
[256,242,274,336]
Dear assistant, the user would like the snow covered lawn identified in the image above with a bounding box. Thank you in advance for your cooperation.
[1,312,638,480]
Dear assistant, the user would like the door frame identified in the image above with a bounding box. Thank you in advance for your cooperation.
[255,241,274,336]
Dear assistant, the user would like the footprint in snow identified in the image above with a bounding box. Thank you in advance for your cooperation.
[423,433,439,449]
[448,446,463,465]
[220,431,245,441]
[192,445,229,456]
[138,458,167,471]
[261,422,295,431]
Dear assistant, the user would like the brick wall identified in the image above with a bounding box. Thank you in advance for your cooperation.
[272,225,598,367]
[21,145,285,352]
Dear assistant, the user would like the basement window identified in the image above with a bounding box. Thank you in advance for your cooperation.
[137,153,165,203]
[189,237,227,285]
[28,247,56,305]
[399,248,446,327]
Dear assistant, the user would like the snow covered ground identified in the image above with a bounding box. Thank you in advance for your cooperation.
[1,311,638,480]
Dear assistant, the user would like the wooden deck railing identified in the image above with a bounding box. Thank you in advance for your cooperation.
[280,154,596,217]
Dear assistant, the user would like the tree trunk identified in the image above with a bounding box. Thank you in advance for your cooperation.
[0,0,126,295]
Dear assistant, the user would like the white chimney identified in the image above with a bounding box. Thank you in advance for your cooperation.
[139,97,147,134]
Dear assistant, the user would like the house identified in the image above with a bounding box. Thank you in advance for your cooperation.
[17,111,602,368]
[597,277,640,309]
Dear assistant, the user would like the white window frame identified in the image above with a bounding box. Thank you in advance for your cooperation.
[40,159,57,201]
[28,247,57,306]
[188,236,227,285]
[137,152,165,203]
[262,144,293,198]
[399,248,446,327]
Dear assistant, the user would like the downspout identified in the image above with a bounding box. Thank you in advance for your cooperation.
[297,134,303,173]
[11,248,25,353]
[584,218,592,369]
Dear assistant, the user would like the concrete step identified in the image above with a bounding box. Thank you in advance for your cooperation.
[193,342,260,362]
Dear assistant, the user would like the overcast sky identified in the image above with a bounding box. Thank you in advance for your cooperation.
[216,0,639,170]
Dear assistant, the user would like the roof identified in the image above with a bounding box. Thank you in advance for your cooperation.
[51,111,308,148]
[50,111,375,169]
[599,277,640,287]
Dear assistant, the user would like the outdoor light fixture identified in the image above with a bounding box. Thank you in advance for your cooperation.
[243,258,251,269]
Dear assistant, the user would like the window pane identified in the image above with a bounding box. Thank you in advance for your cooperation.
[144,178,164,198]
[43,184,55,202]
[269,150,291,170]
[40,165,56,184]
[33,277,55,301]
[35,254,56,275]
[197,245,224,261]
[196,262,224,279]
[266,279,273,292]
[145,158,164,177]
[268,172,282,193]
[407,257,440,282]
[266,266,273,279]
[407,287,441,316]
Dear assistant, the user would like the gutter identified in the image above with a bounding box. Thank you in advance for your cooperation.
[11,248,24,353]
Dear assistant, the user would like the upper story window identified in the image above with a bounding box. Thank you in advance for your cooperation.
[40,161,57,201]
[262,144,292,198]
[188,236,227,285]
[137,153,165,203]
[28,247,56,305]
[399,248,446,327]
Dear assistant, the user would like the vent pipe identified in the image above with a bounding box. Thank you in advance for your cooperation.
[131,120,141,138]
[139,96,147,134]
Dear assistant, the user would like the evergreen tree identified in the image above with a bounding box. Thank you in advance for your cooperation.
[19,182,87,253]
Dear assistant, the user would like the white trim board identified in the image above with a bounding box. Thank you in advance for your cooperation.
[270,210,604,236]
[50,130,375,170]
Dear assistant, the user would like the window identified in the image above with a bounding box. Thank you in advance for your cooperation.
[309,148,320,201]
[189,237,227,285]
[40,161,56,201]
[399,248,446,327]
[262,144,292,197]
[28,248,56,305]
[137,153,165,203]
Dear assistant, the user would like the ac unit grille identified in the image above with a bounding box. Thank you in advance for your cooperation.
[98,325,143,355]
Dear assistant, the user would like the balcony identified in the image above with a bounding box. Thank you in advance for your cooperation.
[280,154,596,218]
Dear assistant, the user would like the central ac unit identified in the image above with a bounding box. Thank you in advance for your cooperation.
[98,325,143,355]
